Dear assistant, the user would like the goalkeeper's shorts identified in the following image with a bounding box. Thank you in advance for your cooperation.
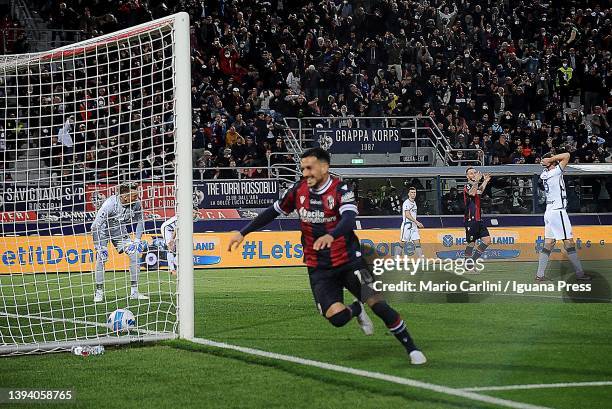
[95,234,132,254]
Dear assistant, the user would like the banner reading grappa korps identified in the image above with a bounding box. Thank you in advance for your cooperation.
[315,128,401,154]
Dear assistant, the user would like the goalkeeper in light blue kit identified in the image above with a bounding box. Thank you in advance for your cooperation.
[91,182,149,302]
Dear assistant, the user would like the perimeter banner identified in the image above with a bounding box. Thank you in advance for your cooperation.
[194,179,279,209]
[1,227,610,273]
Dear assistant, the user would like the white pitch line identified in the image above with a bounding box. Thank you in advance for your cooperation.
[191,337,551,409]
[462,381,612,392]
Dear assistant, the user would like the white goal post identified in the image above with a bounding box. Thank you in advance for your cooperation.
[0,12,193,354]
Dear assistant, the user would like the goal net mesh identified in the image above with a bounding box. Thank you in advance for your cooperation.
[0,15,187,354]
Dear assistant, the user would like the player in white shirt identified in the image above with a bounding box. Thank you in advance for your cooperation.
[400,187,424,257]
[160,215,178,275]
[160,209,199,275]
[537,152,590,281]
[91,182,149,302]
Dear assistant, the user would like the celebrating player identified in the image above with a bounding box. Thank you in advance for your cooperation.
[463,168,492,271]
[228,148,426,365]
[91,182,149,302]
[400,187,424,257]
[537,152,591,281]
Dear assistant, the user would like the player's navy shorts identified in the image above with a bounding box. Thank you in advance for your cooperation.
[465,220,490,243]
[307,258,379,315]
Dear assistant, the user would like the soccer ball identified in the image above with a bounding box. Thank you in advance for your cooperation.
[107,309,136,332]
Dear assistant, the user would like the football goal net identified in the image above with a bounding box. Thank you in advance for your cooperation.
[0,12,193,355]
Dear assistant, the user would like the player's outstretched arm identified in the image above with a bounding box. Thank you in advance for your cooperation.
[227,206,280,252]
[479,173,492,193]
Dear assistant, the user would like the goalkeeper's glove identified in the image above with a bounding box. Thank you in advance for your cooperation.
[137,239,148,253]
[126,239,148,255]
[96,246,109,262]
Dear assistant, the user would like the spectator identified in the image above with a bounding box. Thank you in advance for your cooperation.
[5,0,611,183]
[442,187,462,215]
[359,189,380,216]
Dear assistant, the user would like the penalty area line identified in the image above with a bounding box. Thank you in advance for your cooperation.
[462,380,612,392]
[190,337,551,409]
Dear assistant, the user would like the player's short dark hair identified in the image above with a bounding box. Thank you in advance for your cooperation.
[301,147,330,164]
[465,166,476,174]
[408,186,417,192]
[119,182,138,194]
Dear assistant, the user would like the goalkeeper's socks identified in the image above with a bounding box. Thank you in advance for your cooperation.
[130,281,138,294]
[96,283,103,291]
[371,302,417,352]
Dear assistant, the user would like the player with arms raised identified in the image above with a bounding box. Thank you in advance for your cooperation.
[537,152,591,281]
[463,168,492,271]
[400,187,424,257]
[228,148,426,365]
[91,182,149,302]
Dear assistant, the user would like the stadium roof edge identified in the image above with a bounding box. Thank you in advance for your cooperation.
[331,164,612,178]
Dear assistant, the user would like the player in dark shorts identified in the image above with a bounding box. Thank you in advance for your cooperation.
[463,167,492,271]
[228,147,426,365]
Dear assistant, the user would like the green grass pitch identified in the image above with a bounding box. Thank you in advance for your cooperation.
[1,261,611,409]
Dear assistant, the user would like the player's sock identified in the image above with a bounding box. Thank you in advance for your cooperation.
[536,247,552,278]
[128,252,139,283]
[414,244,423,258]
[167,252,177,271]
[130,280,138,294]
[565,246,585,276]
[371,302,417,352]
[472,242,489,261]
[95,258,105,285]
[347,301,362,317]
[464,245,474,260]
[96,283,103,291]
[327,308,353,327]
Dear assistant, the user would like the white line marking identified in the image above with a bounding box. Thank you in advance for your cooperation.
[191,337,551,409]
[462,381,612,392]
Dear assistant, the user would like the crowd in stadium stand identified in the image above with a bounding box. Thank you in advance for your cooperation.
[2,0,611,213]
[0,16,28,54]
[0,0,612,214]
